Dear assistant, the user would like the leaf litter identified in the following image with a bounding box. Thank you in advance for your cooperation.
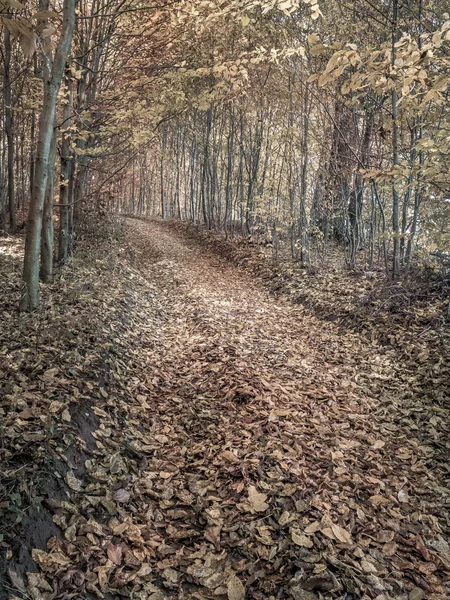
[0,217,449,600]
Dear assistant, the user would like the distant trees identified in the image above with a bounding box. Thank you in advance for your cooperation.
[115,0,449,276]
[0,0,448,309]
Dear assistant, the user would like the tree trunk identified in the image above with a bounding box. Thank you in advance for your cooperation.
[58,70,73,263]
[391,0,400,278]
[349,113,372,267]
[40,131,57,282]
[0,150,6,235]
[20,0,76,311]
[4,27,16,234]
[29,55,38,203]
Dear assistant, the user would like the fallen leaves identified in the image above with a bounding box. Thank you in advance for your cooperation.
[398,488,409,503]
[291,531,314,548]
[322,522,353,545]
[369,494,389,507]
[1,219,449,600]
[106,544,122,565]
[227,575,246,600]
[113,488,131,503]
[219,449,240,463]
[245,485,269,513]
[66,473,83,492]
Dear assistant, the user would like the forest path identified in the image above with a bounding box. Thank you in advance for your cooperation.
[106,217,448,598]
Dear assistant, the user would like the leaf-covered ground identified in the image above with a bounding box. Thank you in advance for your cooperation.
[1,218,449,600]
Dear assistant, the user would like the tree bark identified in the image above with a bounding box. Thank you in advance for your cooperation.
[40,131,57,282]
[20,0,76,310]
[4,27,16,234]
[391,0,400,278]
[58,70,73,263]
[0,149,6,235]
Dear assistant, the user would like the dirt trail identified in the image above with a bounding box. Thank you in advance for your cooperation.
[112,218,448,598]
[9,218,447,600]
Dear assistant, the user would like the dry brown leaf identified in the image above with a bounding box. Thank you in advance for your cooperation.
[409,588,425,600]
[321,527,335,540]
[321,522,352,544]
[397,488,409,503]
[8,569,26,593]
[291,531,314,548]
[429,535,450,568]
[136,563,153,578]
[361,559,378,573]
[66,472,83,492]
[377,530,395,543]
[220,450,239,463]
[247,485,269,513]
[96,564,110,590]
[382,541,397,556]
[372,440,385,449]
[42,367,58,379]
[278,511,294,526]
[227,575,245,600]
[27,572,53,592]
[369,494,389,507]
[107,544,122,565]
[304,521,321,534]
[330,523,352,544]
[114,488,131,503]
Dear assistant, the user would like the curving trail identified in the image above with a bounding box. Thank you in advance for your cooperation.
[100,217,448,599]
[2,219,448,600]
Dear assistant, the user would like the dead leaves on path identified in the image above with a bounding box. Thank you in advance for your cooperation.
[2,220,450,600]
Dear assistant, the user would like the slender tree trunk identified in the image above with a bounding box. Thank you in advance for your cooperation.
[405,0,423,272]
[40,131,57,282]
[224,106,234,238]
[0,150,6,235]
[391,0,400,278]
[406,131,423,270]
[29,55,38,203]
[58,70,73,263]
[299,82,311,265]
[4,27,16,233]
[73,161,87,225]
[20,0,76,310]
[349,113,372,267]
[67,159,75,251]
[160,131,166,218]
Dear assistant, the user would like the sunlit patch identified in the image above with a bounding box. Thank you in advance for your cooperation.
[0,239,24,259]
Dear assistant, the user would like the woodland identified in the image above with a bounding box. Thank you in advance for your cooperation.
[0,0,450,599]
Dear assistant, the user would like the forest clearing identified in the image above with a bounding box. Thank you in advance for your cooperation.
[0,0,450,599]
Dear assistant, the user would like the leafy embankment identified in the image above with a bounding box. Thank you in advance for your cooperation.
[1,217,450,600]
[164,219,450,339]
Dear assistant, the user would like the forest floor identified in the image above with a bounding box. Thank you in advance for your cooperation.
[1,217,449,600]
